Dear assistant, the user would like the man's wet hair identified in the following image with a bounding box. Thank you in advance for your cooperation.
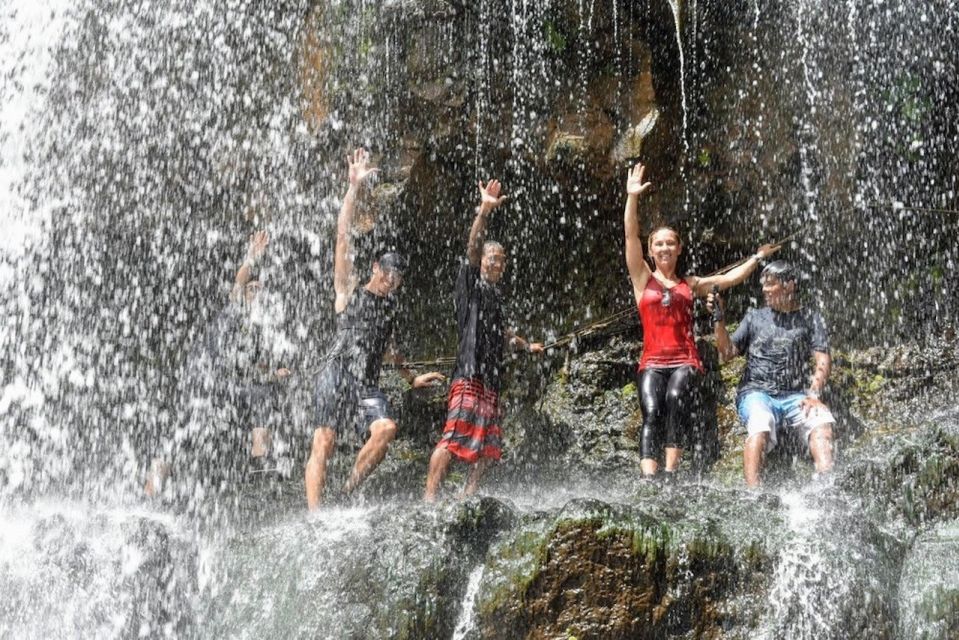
[483,240,504,254]
[761,260,798,286]
[377,251,408,274]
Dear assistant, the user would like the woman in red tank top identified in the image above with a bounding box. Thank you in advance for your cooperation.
[623,162,779,478]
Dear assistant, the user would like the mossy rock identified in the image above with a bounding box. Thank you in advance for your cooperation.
[898,520,959,640]
[474,498,772,640]
[839,421,959,532]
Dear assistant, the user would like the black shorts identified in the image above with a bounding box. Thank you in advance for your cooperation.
[312,362,392,441]
[247,383,282,429]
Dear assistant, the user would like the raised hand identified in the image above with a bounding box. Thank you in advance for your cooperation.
[626,162,653,197]
[246,230,269,264]
[347,148,378,188]
[755,243,782,260]
[478,179,508,212]
[412,371,447,389]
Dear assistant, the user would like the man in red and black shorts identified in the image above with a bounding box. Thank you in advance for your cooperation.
[423,179,543,502]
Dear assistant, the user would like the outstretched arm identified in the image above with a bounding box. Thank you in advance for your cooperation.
[230,231,268,301]
[385,344,447,388]
[624,163,653,299]
[507,329,545,354]
[334,148,379,313]
[467,179,508,265]
[690,243,781,297]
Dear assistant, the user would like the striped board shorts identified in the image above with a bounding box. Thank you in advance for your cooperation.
[435,377,503,463]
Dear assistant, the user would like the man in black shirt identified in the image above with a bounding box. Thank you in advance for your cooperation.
[305,149,444,510]
[711,261,835,487]
[423,179,543,502]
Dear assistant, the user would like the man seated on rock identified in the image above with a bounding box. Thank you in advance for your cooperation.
[304,148,444,510]
[423,178,543,503]
[709,260,835,487]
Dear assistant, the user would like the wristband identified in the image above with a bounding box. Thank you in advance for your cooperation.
[807,388,821,399]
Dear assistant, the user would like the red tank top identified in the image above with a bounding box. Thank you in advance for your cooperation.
[637,278,703,371]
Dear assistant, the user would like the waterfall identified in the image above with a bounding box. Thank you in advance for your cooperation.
[0,1,957,637]
[451,564,486,640]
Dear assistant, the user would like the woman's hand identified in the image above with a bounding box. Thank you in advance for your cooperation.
[755,243,781,261]
[626,163,653,197]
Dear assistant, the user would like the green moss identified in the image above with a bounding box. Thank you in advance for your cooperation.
[543,20,567,52]
[718,356,746,388]
[697,147,712,167]
[477,526,551,618]
[916,588,959,630]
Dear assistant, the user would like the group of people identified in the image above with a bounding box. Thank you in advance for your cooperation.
[148,148,837,506]
[303,149,543,509]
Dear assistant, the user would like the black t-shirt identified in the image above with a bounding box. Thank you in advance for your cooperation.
[325,288,396,388]
[731,306,830,400]
[451,262,506,391]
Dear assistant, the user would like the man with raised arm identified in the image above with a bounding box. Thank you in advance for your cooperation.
[710,260,835,487]
[305,148,444,510]
[424,179,543,502]
[145,230,289,497]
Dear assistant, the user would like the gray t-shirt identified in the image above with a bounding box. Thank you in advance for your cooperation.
[731,306,829,400]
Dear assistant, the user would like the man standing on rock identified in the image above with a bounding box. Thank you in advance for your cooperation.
[710,260,835,487]
[305,148,445,510]
[423,179,543,502]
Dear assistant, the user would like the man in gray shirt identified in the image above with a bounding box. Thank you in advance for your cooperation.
[710,261,835,487]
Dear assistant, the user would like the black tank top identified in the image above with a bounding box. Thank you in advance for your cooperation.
[326,288,396,387]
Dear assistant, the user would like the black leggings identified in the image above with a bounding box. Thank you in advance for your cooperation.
[638,365,699,459]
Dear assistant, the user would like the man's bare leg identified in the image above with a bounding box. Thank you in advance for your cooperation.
[808,424,835,474]
[144,458,171,498]
[664,446,683,472]
[463,458,490,497]
[251,427,271,458]
[343,419,397,495]
[424,446,453,503]
[743,432,769,488]
[305,427,336,510]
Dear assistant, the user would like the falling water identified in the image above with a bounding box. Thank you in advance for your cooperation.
[0,1,72,266]
[451,565,486,640]
[1,1,957,638]
[666,0,688,161]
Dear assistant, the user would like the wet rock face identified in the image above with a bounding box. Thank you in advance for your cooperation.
[474,498,774,640]
[899,521,959,640]
[492,521,736,639]
[0,511,197,639]
[201,497,515,640]
[296,0,691,360]
[295,0,959,357]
